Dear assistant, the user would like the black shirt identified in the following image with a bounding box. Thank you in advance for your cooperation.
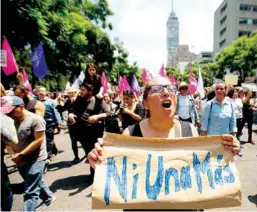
[121,102,145,130]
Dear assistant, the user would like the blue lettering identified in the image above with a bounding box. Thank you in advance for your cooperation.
[145,154,164,200]
[193,152,215,194]
[165,168,180,195]
[104,157,127,205]
[180,166,192,190]
[132,164,138,199]
[214,155,224,185]
[223,165,235,184]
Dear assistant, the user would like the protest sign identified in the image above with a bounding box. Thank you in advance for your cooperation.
[92,133,241,210]
[225,74,238,85]
[0,50,7,67]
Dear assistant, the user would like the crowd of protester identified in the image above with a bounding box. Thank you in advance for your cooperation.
[1,63,257,211]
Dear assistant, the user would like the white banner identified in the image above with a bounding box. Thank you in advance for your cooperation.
[0,50,7,67]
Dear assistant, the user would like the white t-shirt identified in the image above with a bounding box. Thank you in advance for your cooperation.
[178,95,190,119]
[234,98,243,119]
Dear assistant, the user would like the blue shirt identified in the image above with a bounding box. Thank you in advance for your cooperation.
[40,97,62,125]
[201,98,237,135]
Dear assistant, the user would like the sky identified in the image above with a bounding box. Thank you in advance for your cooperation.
[107,0,224,76]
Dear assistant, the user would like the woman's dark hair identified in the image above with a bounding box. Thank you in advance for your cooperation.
[207,90,215,101]
[85,63,100,83]
[143,85,151,100]
[227,88,236,98]
[123,90,135,98]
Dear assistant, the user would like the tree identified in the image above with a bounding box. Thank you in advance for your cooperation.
[2,0,138,91]
[166,63,215,87]
[215,31,257,83]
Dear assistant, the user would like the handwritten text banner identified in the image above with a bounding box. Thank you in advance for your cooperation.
[92,133,241,210]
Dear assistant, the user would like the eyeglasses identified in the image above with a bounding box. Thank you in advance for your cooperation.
[146,84,177,94]
[179,87,188,90]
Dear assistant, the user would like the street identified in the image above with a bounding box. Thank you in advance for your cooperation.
[6,127,257,211]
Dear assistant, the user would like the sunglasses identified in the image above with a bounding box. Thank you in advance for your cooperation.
[179,87,188,90]
[146,84,177,94]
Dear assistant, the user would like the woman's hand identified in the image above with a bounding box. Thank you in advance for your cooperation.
[221,135,240,156]
[88,138,104,169]
[68,113,77,124]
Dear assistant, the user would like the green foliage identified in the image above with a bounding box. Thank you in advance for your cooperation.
[215,32,257,82]
[166,63,215,87]
[2,0,140,91]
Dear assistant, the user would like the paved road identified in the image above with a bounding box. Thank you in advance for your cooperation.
[6,127,257,211]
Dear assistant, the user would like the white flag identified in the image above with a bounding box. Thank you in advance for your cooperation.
[197,68,205,99]
[71,71,85,90]
[64,81,71,92]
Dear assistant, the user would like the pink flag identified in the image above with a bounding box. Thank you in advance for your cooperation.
[188,70,198,95]
[169,73,178,85]
[21,69,32,92]
[141,68,151,82]
[122,75,130,90]
[1,36,18,75]
[101,71,109,93]
[118,76,125,94]
[159,64,167,77]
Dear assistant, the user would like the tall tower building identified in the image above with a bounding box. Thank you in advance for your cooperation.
[167,0,179,67]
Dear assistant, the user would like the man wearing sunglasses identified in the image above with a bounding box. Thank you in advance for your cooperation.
[176,82,200,127]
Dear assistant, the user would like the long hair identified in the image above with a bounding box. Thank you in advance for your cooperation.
[85,63,101,83]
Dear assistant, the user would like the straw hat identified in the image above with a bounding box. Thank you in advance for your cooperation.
[178,82,189,89]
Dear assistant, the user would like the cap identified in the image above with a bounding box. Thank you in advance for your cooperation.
[0,96,24,114]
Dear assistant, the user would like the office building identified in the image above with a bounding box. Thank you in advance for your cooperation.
[171,45,197,72]
[213,0,257,58]
[195,51,213,64]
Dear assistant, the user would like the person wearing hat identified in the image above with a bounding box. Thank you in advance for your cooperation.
[0,96,55,211]
[56,87,82,165]
[176,82,200,127]
[1,112,18,211]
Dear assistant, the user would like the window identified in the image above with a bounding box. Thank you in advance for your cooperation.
[253,19,257,25]
[220,15,227,25]
[238,30,252,37]
[253,6,257,12]
[220,27,227,36]
[220,3,227,14]
[239,17,248,24]
[240,4,251,11]
[220,39,226,47]
[202,53,212,58]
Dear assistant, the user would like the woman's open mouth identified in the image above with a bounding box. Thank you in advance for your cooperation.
[162,100,172,110]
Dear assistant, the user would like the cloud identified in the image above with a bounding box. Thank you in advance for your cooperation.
[118,6,166,36]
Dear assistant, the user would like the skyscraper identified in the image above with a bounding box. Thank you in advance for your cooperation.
[167,0,179,67]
